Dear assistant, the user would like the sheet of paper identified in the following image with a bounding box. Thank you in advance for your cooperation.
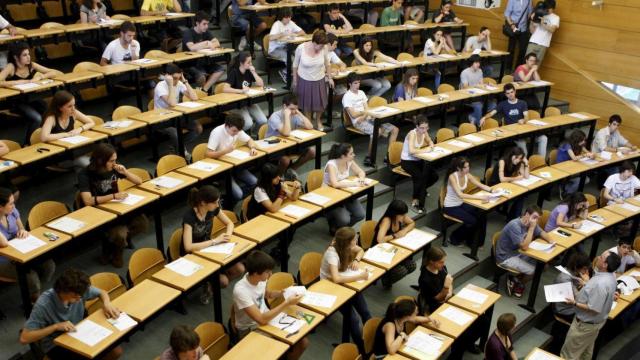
[201,242,236,254]
[413,96,436,104]
[393,229,437,250]
[68,319,113,347]
[268,312,304,334]
[283,286,307,300]
[301,291,337,308]
[188,161,220,172]
[226,149,250,160]
[300,193,331,206]
[279,204,311,219]
[104,120,133,129]
[628,271,640,278]
[48,216,85,233]
[339,268,369,283]
[621,203,640,212]
[440,306,473,326]
[457,287,488,304]
[485,85,498,91]
[290,130,312,139]
[528,80,550,86]
[404,331,442,356]
[13,82,40,90]
[513,175,542,187]
[106,312,137,331]
[165,12,182,16]
[151,176,183,189]
[376,62,397,68]
[177,101,203,109]
[528,240,555,253]
[59,135,90,144]
[467,88,488,95]
[111,193,144,206]
[528,119,548,126]
[8,235,47,254]
[437,54,456,59]
[555,265,574,278]
[369,106,399,116]
[600,151,612,160]
[0,160,14,169]
[131,58,157,64]
[617,275,640,294]
[471,48,481,55]
[447,140,472,148]
[461,134,484,143]
[363,245,396,264]
[568,113,590,120]
[544,282,574,303]
[421,146,453,160]
[579,158,599,165]
[574,219,604,234]
[611,301,617,312]
[538,171,552,179]
[528,348,558,360]
[165,257,203,277]
[255,140,278,148]
[245,88,264,96]
[99,19,123,25]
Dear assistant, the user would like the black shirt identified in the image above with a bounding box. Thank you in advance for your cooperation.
[246,183,281,221]
[181,207,221,255]
[418,265,448,313]
[432,8,456,23]
[373,317,406,356]
[322,14,346,31]
[182,28,213,51]
[77,168,124,196]
[227,67,256,90]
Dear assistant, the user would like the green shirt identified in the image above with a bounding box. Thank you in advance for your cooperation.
[380,6,403,26]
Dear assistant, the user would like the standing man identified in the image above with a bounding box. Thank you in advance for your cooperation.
[182,11,225,94]
[526,0,559,66]
[504,0,532,70]
[561,251,620,360]
[100,21,139,65]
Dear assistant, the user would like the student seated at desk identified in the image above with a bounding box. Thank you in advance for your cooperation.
[353,37,397,97]
[182,11,225,94]
[379,0,412,52]
[266,94,315,178]
[320,227,371,352]
[375,200,417,288]
[592,115,638,182]
[422,28,452,90]
[323,143,366,235]
[80,0,110,24]
[0,42,61,144]
[488,146,529,221]
[224,52,268,134]
[230,0,267,51]
[20,268,123,360]
[603,161,640,206]
[268,8,305,82]
[78,144,149,268]
[160,325,210,360]
[373,299,439,357]
[513,53,540,82]
[608,238,640,275]
[342,73,398,168]
[232,250,308,360]
[432,0,464,50]
[495,205,554,299]
[400,116,438,213]
[464,27,493,76]
[484,313,518,360]
[393,69,418,102]
[0,187,55,303]
[140,0,181,15]
[0,142,19,200]
[153,64,200,158]
[100,21,139,65]
[246,163,301,220]
[461,55,496,127]
[182,186,245,301]
[552,252,590,323]
[557,130,593,196]
[206,114,259,204]
[321,5,353,57]
[544,192,588,233]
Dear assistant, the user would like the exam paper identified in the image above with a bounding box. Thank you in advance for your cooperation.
[339,268,368,283]
[245,88,263,96]
[617,275,640,294]
[106,312,137,331]
[59,135,90,145]
[447,140,472,148]
[528,80,550,86]
[201,242,236,254]
[461,134,484,143]
[177,101,203,109]
[405,331,442,357]
[544,282,574,303]
[226,150,250,160]
[165,257,203,277]
[568,113,590,120]
[538,171,552,179]
[165,12,182,16]
[620,203,640,213]
[279,204,311,218]
[151,176,183,188]
[48,217,85,233]
[437,54,456,59]
[283,286,307,300]
[104,120,133,129]
[413,96,435,104]
[188,161,220,172]
[301,291,336,308]
[393,229,437,250]
[13,82,40,90]
[376,62,397,68]
[467,88,488,95]
[269,312,304,334]
[628,271,640,278]
[440,306,473,326]
[290,130,312,139]
[369,106,400,116]
[421,146,453,160]
[255,140,277,148]
[131,58,156,64]
[600,151,612,160]
[485,85,498,91]
[8,235,47,254]
[611,301,617,312]
[300,193,331,205]
[457,287,488,304]
[363,244,396,264]
[555,265,574,278]
[574,220,604,235]
[68,319,113,347]
[513,175,542,187]
[579,158,599,165]
[111,193,144,206]
[528,119,548,126]
[472,49,481,55]
[528,240,555,253]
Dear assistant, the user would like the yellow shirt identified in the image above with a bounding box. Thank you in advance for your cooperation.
[141,0,175,12]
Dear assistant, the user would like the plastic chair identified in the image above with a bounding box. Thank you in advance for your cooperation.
[167,228,183,262]
[435,128,455,143]
[156,154,187,176]
[1,140,21,152]
[528,110,541,120]
[359,220,377,250]
[540,210,550,230]
[388,141,411,197]
[528,155,546,171]
[266,272,295,308]
[492,231,521,290]
[483,77,497,85]
[305,169,324,192]
[585,193,597,212]
[485,167,494,184]
[458,123,477,136]
[113,105,141,120]
[118,168,151,191]
[332,343,361,360]
[417,87,433,96]
[212,210,239,238]
[40,22,73,59]
[195,322,230,360]
[599,188,608,208]
[241,195,252,223]
[439,185,463,246]
[437,84,455,93]
[7,3,39,22]
[85,272,127,314]
[127,248,166,287]
[74,62,108,101]
[481,118,499,130]
[633,235,640,252]
[343,109,366,137]
[397,52,414,61]
[362,317,382,357]
[29,129,42,145]
[214,82,228,94]
[501,75,514,84]
[145,49,169,59]
[258,124,268,140]
[545,106,562,117]
[111,14,131,20]
[191,143,208,162]
[548,149,558,165]
[368,96,387,108]
[27,201,69,230]
[298,252,322,286]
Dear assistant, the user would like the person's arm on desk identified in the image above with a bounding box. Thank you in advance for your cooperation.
[31,63,63,80]
[20,320,76,345]
[99,288,120,318]
[73,110,96,132]
[242,293,303,326]
[497,160,521,182]
[0,140,9,156]
[40,116,78,142]
[326,247,368,283]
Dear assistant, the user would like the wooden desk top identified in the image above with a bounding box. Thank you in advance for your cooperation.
[366,105,403,119]
[0,34,24,44]
[9,80,63,93]
[175,158,233,180]
[0,159,18,174]
[245,87,276,99]
[201,93,248,105]
[619,267,640,303]
[519,239,566,263]
[218,146,266,166]
[164,12,196,20]
[511,174,550,191]
[129,108,183,125]
[547,112,598,125]
[254,137,298,154]
[546,228,586,249]
[362,244,413,271]
[152,254,221,292]
[2,143,65,165]
[458,132,495,146]
[197,48,235,57]
[426,303,478,339]
[464,182,527,211]
[92,119,148,137]
[586,208,625,227]
[551,160,590,174]
[258,305,324,345]
[266,199,322,224]
[0,227,71,263]
[625,195,640,208]
[604,202,640,218]
[437,138,475,154]
[390,228,438,252]
[299,186,351,209]
[414,145,457,162]
[477,127,518,140]
[172,100,216,114]
[447,284,500,315]
[501,122,540,135]
[338,262,385,292]
[233,215,290,244]
[128,57,173,69]
[54,309,133,359]
[336,177,379,195]
[129,15,167,24]
[279,129,326,144]
[524,347,563,360]
[20,28,64,38]
[530,166,571,182]
[49,130,107,150]
[384,354,412,360]
[96,187,159,215]
[195,235,256,266]
[300,279,355,316]
[0,87,20,100]
[389,100,427,112]
[399,326,454,360]
[54,71,103,84]
[93,63,139,76]
[609,299,631,320]
[220,332,289,360]
[45,206,117,237]
[112,279,181,321]
[63,23,100,33]
[157,51,206,62]
[137,171,197,196]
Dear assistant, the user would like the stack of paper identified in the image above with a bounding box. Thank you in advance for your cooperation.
[290,130,312,139]
[106,312,138,331]
[440,306,473,326]
[301,291,337,308]
[447,140,472,148]
[413,96,436,104]
[617,275,640,295]
[151,176,183,189]
[528,240,555,253]
[48,217,85,233]
[568,113,590,120]
[104,120,133,129]
[404,331,442,356]
[68,320,113,346]
[188,161,220,172]
[457,287,488,304]
[226,149,250,160]
[544,282,574,302]
[461,134,484,143]
[393,229,437,250]
[283,286,307,300]
[514,175,542,187]
[13,83,40,91]
[269,312,304,334]
[111,193,144,206]
[279,204,311,218]
[363,244,396,264]
[177,101,203,109]
[528,119,548,126]
[574,220,605,234]
[59,135,90,145]
[165,257,203,277]
[201,242,236,255]
[300,193,330,205]
[8,235,47,254]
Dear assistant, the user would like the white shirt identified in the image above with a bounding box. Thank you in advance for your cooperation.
[529,13,560,47]
[153,80,187,109]
[400,129,425,161]
[603,173,640,205]
[342,90,368,121]
[268,20,302,54]
[102,38,140,64]
[423,38,435,56]
[320,246,340,280]
[293,42,329,81]
[329,51,342,65]
[207,124,251,152]
[0,15,10,29]
[323,159,352,185]
[253,186,270,203]
[232,274,268,331]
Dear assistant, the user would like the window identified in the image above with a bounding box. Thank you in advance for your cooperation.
[599,81,640,107]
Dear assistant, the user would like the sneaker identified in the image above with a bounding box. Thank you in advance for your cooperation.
[506,276,515,297]
[238,37,247,51]
[284,168,299,182]
[514,282,525,299]
[278,69,287,83]
[253,41,262,51]
[200,283,213,305]
[410,201,421,213]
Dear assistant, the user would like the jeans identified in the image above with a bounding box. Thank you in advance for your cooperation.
[339,292,371,352]
[401,159,438,208]
[16,100,47,144]
[232,105,268,132]
[444,203,480,245]
[563,177,580,194]
[326,198,365,231]
[514,134,548,158]
[468,100,496,126]
[507,30,531,70]
[231,168,257,202]
[334,43,353,57]
[361,78,391,97]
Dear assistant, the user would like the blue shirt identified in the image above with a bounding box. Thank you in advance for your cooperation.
[557,142,572,163]
[496,99,528,125]
[231,0,251,17]
[0,208,20,265]
[575,271,617,324]
[504,0,533,32]
[266,110,306,138]
[392,83,414,102]
[496,218,542,263]
[544,204,568,232]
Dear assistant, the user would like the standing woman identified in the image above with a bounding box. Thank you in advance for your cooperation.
[80,0,109,23]
[353,37,397,97]
[393,69,419,102]
[293,30,333,131]
[182,185,245,303]
[323,143,366,235]
[0,42,61,144]
[400,116,438,214]
[223,51,268,133]
[422,28,452,90]
[375,200,417,288]
[374,299,439,357]
[0,187,55,302]
[489,146,529,220]
[484,313,518,360]
[246,163,301,220]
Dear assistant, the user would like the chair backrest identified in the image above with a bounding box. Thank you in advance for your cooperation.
[599,187,608,208]
[368,96,387,108]
[194,88,208,99]
[436,128,455,143]
[86,272,126,314]
[1,140,21,152]
[491,231,502,260]
[30,128,42,145]
[485,167,494,183]
[540,210,550,230]
[359,220,377,250]
[528,110,541,120]
[458,123,476,136]
[241,195,252,223]
[481,118,499,130]
[112,105,141,120]
[585,193,597,212]
[191,143,208,162]
[438,185,447,210]
[298,252,323,286]
[266,272,295,308]
[548,149,558,165]
[156,154,187,176]
[417,87,433,97]
[8,3,39,22]
[195,322,229,360]
[87,115,104,126]
[306,169,324,192]
[332,343,361,360]
[634,235,640,252]
[167,228,183,262]
[73,62,107,100]
[501,75,514,84]
[212,210,239,237]
[483,77,497,85]
[117,168,151,191]
[27,201,69,229]
[528,154,546,171]
[363,317,382,355]
[128,248,166,287]
[145,49,168,59]
[437,84,455,93]
[262,35,270,56]
[258,124,268,140]
[545,106,562,117]
[359,24,375,30]
[147,98,155,111]
[342,109,355,128]
[388,141,403,166]
[112,14,131,20]
[214,82,228,94]
[397,52,414,61]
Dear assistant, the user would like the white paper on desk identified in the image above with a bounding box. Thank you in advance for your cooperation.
[628,271,640,278]
[165,257,203,277]
[59,135,90,144]
[201,242,236,254]
[48,217,85,233]
[402,23,419,29]
[376,62,396,68]
[617,275,640,295]
[290,129,312,139]
[393,229,437,250]
[106,312,137,331]
[568,113,590,120]
[99,19,123,25]
[421,146,453,160]
[405,330,442,356]
[574,219,604,234]
[0,160,14,169]
[301,291,336,308]
[13,82,40,90]
[538,171,552,179]
[269,312,304,334]
[68,319,113,347]
[437,54,456,59]
[245,88,263,96]
[363,244,396,264]
[111,193,144,206]
[339,268,369,283]
[369,106,399,116]
[528,348,557,360]
[579,158,599,165]
[529,240,555,253]
[472,48,481,55]
[300,193,331,205]
[457,287,488,304]
[467,88,488,95]
[255,140,278,148]
[279,204,311,218]
[528,119,548,126]
[177,101,204,109]
[283,286,307,300]
[0,34,10,38]
[400,60,411,65]
[188,161,220,172]
[485,85,498,91]
[475,190,500,203]
[8,235,47,254]
[514,175,543,187]
[440,306,473,326]
[447,140,472,148]
[611,301,618,312]
[621,203,640,212]
[165,12,182,16]
[544,282,574,303]
[104,120,133,129]
[131,58,157,64]
[151,176,183,188]
[413,96,435,104]
[226,149,250,160]
[461,134,484,143]
[529,80,550,86]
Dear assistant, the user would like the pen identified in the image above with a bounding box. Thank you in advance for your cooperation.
[286,330,299,338]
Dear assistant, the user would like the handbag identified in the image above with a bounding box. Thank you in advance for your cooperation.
[502,7,528,38]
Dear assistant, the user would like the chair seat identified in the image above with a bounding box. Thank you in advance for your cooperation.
[346,126,367,136]
[121,135,148,149]
[392,166,411,177]
[497,263,521,275]
[442,213,463,224]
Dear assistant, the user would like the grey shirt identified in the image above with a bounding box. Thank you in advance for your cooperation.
[591,127,629,154]
[495,218,542,264]
[25,286,101,352]
[553,272,580,317]
[575,271,617,324]
[80,4,108,22]
[464,35,489,51]
[459,67,484,89]
[609,246,640,273]
[266,109,306,138]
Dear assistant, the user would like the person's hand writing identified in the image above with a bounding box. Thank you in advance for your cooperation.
[56,321,76,332]
[103,303,121,319]
[114,192,128,200]
[286,292,303,305]
[17,229,29,239]
[249,147,258,156]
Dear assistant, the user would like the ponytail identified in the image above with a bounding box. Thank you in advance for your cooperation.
[187,185,220,208]
[384,299,417,321]
[328,143,352,160]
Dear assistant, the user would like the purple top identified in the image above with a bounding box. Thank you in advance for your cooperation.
[484,332,512,360]
[0,208,20,264]
[544,204,568,232]
[160,346,204,360]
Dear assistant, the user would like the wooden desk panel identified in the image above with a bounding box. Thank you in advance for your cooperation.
[2,143,65,165]
[112,280,181,322]
[530,166,571,182]
[0,227,71,263]
[152,254,221,292]
[49,130,108,150]
[446,284,500,315]
[93,64,139,76]
[45,207,117,237]
[201,93,248,105]
[195,235,256,266]
[54,71,103,84]
[587,208,625,227]
[129,109,183,125]
[604,202,640,218]
[519,240,566,263]
[220,332,289,360]
[299,279,355,316]
[299,186,351,209]
[477,127,518,140]
[97,188,159,215]
[92,120,148,137]
[524,347,563,360]
[609,299,631,320]
[172,100,216,114]
[254,137,297,154]
[279,129,325,144]
[233,215,290,244]
[9,80,63,93]
[336,177,379,195]
[338,262,385,292]
[426,303,478,339]
[265,200,322,224]
[399,326,454,360]
[546,228,585,249]
[174,159,233,180]
[464,183,528,211]
[217,146,266,166]
[362,244,413,271]
[551,160,590,175]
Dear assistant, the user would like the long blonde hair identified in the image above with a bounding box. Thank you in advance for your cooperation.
[332,227,356,272]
